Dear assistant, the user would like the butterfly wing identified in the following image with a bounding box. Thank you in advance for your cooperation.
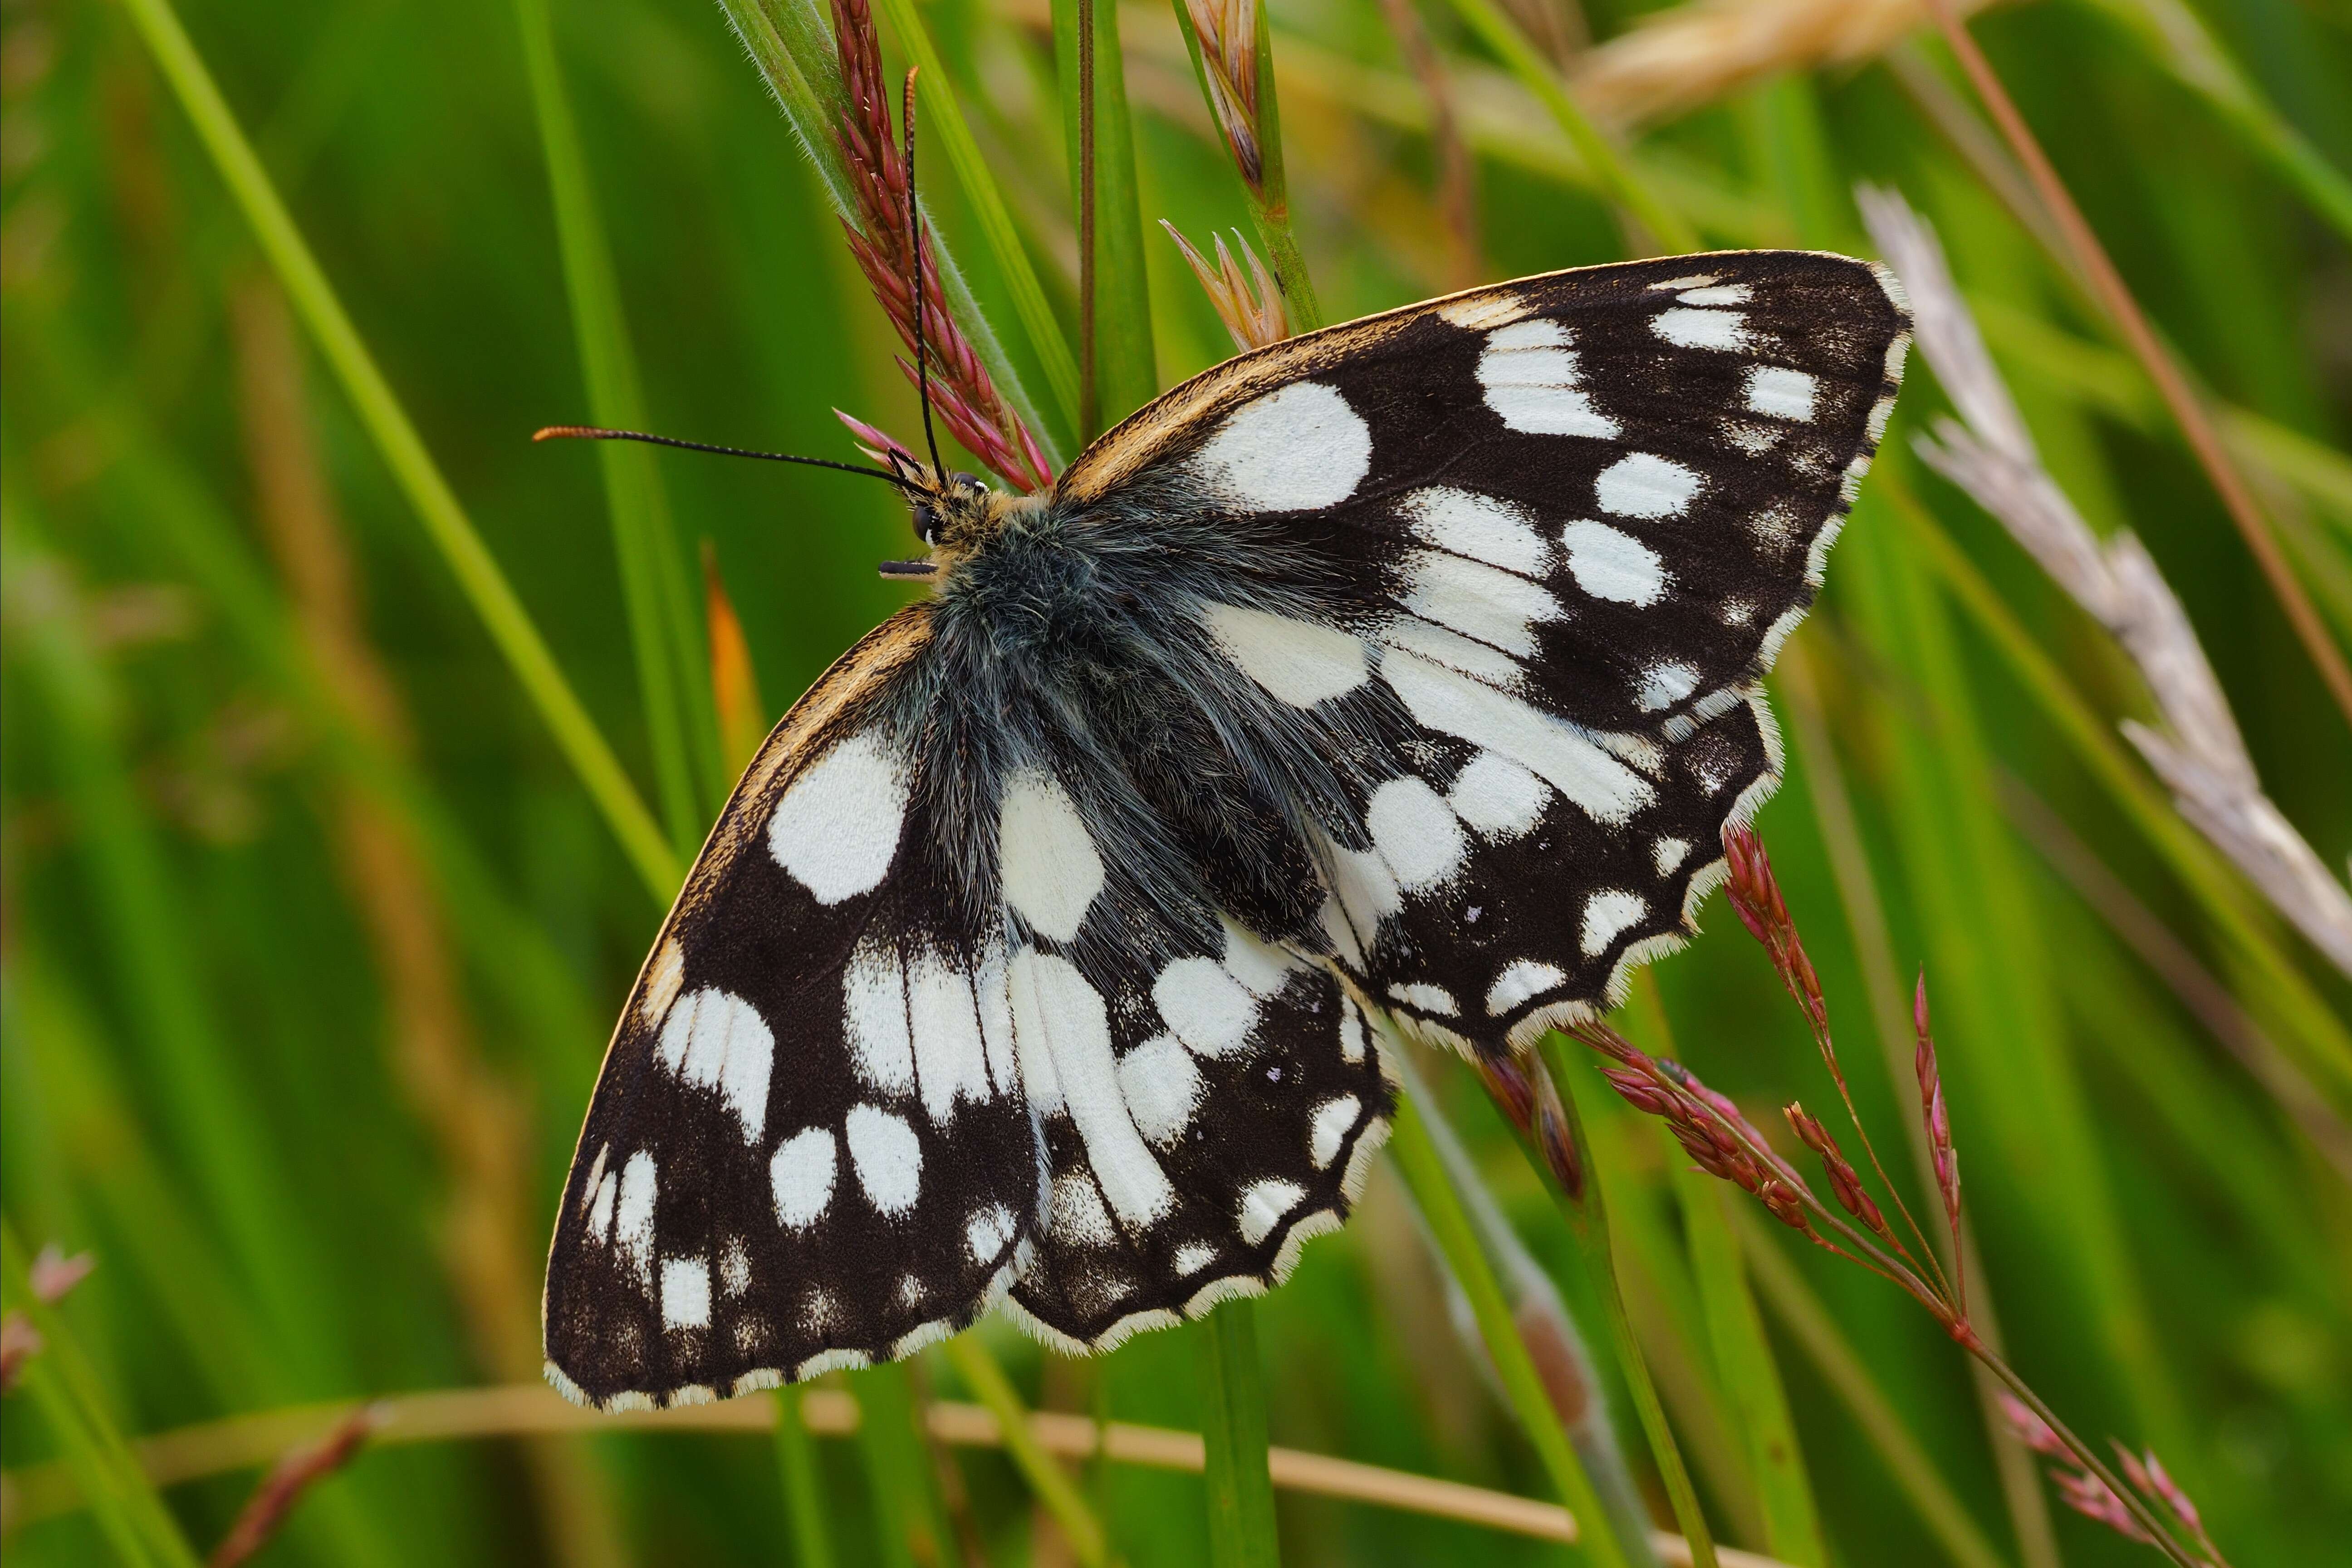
[544,609,1048,1410]
[1060,249,1908,1053]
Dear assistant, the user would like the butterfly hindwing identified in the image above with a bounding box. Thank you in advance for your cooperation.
[545,610,1047,1410]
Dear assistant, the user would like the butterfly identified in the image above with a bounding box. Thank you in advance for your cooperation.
[540,250,1909,1410]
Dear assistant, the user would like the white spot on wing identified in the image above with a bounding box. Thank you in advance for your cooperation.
[1173,1242,1217,1277]
[1000,771,1104,944]
[1310,1096,1362,1169]
[1746,365,1819,421]
[1190,381,1371,511]
[1238,1180,1306,1246]
[1382,649,1654,824]
[1595,452,1702,519]
[1486,960,1566,1015]
[615,1152,657,1285]
[1653,307,1750,350]
[1401,549,1562,656]
[1581,890,1647,956]
[842,940,914,1095]
[1339,997,1368,1063]
[1448,750,1548,840]
[657,987,774,1144]
[1397,487,1550,576]
[1011,949,1174,1225]
[1051,1171,1115,1245]
[1477,318,1620,439]
[767,732,906,903]
[1154,957,1259,1058]
[1366,776,1467,891]
[1118,1033,1205,1147]
[1653,837,1692,874]
[769,1127,838,1230]
[1637,662,1700,712]
[1560,520,1665,606]
[1202,602,1367,708]
[1387,980,1459,1016]
[967,1204,1015,1265]
[720,1239,751,1297]
[845,1104,922,1215]
[1377,614,1523,689]
[908,950,992,1123]
[661,1256,711,1331]
[585,1169,617,1243]
[1220,919,1300,997]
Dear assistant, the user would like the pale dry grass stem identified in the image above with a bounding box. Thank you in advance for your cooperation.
[1570,0,1995,130]
[1160,222,1286,351]
[1862,187,2352,980]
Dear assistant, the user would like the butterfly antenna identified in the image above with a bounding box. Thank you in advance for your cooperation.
[533,426,916,490]
[902,69,948,492]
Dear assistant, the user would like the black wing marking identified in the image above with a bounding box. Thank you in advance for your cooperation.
[1060,250,1907,1052]
[544,610,1048,1410]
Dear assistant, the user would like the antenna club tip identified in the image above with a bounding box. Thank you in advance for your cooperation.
[533,426,596,442]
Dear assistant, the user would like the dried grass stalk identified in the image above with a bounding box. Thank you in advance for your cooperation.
[1861,186,2352,979]
[1572,0,1995,129]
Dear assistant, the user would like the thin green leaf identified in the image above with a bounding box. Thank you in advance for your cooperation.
[1628,980,1825,1568]
[1388,1090,1634,1568]
[1195,1301,1282,1568]
[1438,0,1700,255]
[515,0,729,844]
[2,1220,205,1568]
[852,1361,952,1568]
[115,0,679,902]
[1054,0,1157,434]
[774,1385,838,1568]
[945,1336,1114,1567]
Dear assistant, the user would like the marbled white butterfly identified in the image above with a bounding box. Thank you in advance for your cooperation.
[542,251,1910,1411]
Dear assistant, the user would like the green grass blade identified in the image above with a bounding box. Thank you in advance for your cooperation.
[2,1220,204,1568]
[1627,984,1826,1568]
[515,0,729,844]
[774,1386,838,1568]
[871,0,1083,437]
[853,1361,952,1568]
[1387,1089,1633,1568]
[1438,0,1699,255]
[115,0,680,903]
[1541,1039,1720,1568]
[945,1336,1112,1566]
[1054,0,1157,433]
[1195,1300,1282,1568]
[2069,0,2352,245]
[1733,1210,2014,1568]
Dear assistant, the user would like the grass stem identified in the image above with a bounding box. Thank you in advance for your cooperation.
[1195,1301,1282,1568]
[116,0,681,902]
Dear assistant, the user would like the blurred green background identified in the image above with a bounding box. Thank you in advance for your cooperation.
[3,0,2348,1563]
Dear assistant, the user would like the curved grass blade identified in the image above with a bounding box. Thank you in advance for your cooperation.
[1055,0,1158,433]
[115,0,680,903]
[945,1336,1114,1566]
[515,0,729,845]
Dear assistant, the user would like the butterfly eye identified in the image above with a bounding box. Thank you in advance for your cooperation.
[910,501,939,547]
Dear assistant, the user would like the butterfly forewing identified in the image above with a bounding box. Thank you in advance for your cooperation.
[1072,250,1908,1051]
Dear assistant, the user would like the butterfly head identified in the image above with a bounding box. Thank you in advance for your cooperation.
[882,466,1030,581]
